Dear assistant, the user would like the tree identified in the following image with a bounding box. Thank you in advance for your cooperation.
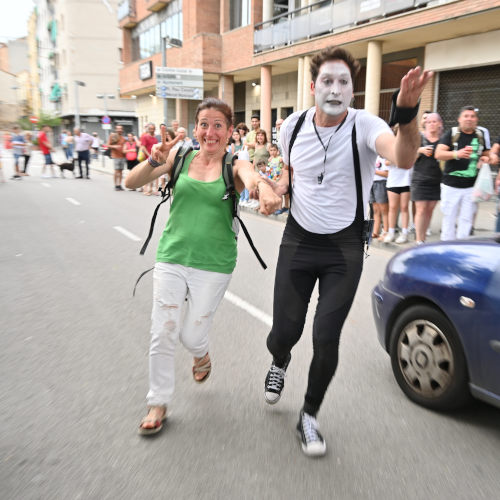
[18,110,62,130]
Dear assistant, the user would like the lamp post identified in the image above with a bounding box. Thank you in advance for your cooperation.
[161,36,182,126]
[96,93,115,141]
[74,80,86,129]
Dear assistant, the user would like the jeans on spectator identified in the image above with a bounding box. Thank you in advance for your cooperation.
[77,150,90,177]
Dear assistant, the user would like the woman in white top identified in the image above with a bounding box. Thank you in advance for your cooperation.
[370,155,389,240]
[384,128,413,244]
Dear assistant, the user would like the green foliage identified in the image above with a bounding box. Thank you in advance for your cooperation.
[18,111,62,131]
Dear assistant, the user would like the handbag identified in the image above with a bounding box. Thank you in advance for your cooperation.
[472,163,494,202]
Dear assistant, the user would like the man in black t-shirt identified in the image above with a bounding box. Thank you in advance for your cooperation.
[435,106,490,240]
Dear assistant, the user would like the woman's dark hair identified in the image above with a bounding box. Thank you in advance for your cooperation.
[195,97,233,126]
[165,128,176,141]
[310,46,361,83]
[255,128,268,144]
[229,129,241,144]
[236,122,249,134]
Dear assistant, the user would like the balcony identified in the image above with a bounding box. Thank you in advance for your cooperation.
[118,0,137,29]
[254,0,452,53]
[147,0,171,13]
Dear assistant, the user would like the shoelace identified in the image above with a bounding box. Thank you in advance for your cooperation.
[266,365,286,391]
[302,413,321,444]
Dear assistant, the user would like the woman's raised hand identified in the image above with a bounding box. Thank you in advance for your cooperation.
[151,125,180,165]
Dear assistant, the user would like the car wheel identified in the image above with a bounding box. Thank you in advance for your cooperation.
[389,304,471,411]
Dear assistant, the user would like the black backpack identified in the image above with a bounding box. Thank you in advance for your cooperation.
[133,146,266,295]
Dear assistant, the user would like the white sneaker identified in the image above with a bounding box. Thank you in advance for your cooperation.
[395,233,408,244]
[426,228,432,236]
[296,411,326,457]
[384,233,395,243]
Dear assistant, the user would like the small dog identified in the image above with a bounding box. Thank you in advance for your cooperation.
[57,159,76,178]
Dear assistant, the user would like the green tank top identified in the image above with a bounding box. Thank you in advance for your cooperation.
[156,150,237,274]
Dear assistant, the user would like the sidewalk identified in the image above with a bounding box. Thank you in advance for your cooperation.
[238,198,499,252]
[22,149,498,251]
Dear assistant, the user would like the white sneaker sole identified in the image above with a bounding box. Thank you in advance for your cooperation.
[264,391,281,405]
[296,430,327,457]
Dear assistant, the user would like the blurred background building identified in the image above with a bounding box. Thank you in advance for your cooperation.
[118,0,500,140]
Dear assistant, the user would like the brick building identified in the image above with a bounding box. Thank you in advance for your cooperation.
[118,0,500,139]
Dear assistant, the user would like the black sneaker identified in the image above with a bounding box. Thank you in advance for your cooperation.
[264,353,291,404]
[296,410,326,457]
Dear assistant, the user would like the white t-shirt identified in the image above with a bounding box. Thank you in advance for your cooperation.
[374,156,389,181]
[280,107,390,234]
[386,162,412,188]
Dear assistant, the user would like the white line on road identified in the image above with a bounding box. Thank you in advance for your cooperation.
[41,183,51,188]
[224,290,272,327]
[65,197,81,206]
[113,226,142,242]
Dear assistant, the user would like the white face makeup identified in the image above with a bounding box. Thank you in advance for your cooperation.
[313,60,353,118]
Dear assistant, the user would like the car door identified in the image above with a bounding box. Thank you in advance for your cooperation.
[480,259,500,396]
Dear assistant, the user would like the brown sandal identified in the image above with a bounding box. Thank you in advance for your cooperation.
[192,353,211,383]
[138,406,167,436]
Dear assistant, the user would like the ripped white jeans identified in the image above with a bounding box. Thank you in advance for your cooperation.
[147,262,232,407]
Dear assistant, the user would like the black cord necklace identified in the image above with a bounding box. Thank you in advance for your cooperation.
[312,112,348,184]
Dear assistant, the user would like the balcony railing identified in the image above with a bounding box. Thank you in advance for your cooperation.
[254,0,453,53]
[118,0,137,26]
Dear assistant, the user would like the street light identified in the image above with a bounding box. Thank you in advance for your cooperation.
[161,36,183,125]
[74,80,86,129]
[96,93,115,141]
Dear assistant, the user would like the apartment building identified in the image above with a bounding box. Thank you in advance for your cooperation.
[33,0,136,138]
[118,0,500,139]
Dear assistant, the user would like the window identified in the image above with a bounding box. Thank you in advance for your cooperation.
[131,4,183,62]
[230,0,251,30]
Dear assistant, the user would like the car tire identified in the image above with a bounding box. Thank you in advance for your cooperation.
[389,304,471,411]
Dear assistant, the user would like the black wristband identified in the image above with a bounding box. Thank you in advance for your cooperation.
[147,156,161,168]
[388,89,420,126]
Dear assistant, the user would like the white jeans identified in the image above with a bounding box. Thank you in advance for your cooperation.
[147,262,232,407]
[440,184,477,241]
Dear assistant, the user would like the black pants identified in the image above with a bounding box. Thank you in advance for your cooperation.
[23,155,30,173]
[267,215,364,416]
[77,150,90,177]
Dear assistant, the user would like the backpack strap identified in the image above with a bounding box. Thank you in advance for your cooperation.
[222,152,267,270]
[139,145,192,256]
[287,110,308,206]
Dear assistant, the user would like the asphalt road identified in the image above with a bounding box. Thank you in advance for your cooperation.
[1,155,499,500]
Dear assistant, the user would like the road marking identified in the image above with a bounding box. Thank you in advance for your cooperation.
[113,226,142,242]
[65,197,81,206]
[15,254,23,257]
[224,290,272,327]
[41,183,51,188]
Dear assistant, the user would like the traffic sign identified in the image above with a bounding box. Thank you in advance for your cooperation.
[29,116,38,124]
[156,67,203,101]
[101,116,111,124]
[102,124,111,130]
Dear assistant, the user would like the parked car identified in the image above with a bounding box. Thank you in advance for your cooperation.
[372,236,500,411]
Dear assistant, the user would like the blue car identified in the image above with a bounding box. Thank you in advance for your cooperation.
[372,237,500,411]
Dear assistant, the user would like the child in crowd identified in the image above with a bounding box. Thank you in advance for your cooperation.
[268,143,283,181]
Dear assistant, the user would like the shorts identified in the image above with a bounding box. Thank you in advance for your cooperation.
[387,185,410,194]
[369,180,388,204]
[44,153,53,165]
[113,158,126,170]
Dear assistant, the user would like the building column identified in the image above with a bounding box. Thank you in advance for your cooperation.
[263,0,273,21]
[365,40,383,115]
[176,99,189,128]
[297,57,304,111]
[260,65,272,135]
[218,75,234,110]
[302,55,314,109]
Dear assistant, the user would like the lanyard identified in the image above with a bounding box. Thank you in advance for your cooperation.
[312,113,348,184]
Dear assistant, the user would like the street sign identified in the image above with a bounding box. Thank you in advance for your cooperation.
[102,124,111,130]
[29,116,38,124]
[156,67,203,100]
[101,116,111,124]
